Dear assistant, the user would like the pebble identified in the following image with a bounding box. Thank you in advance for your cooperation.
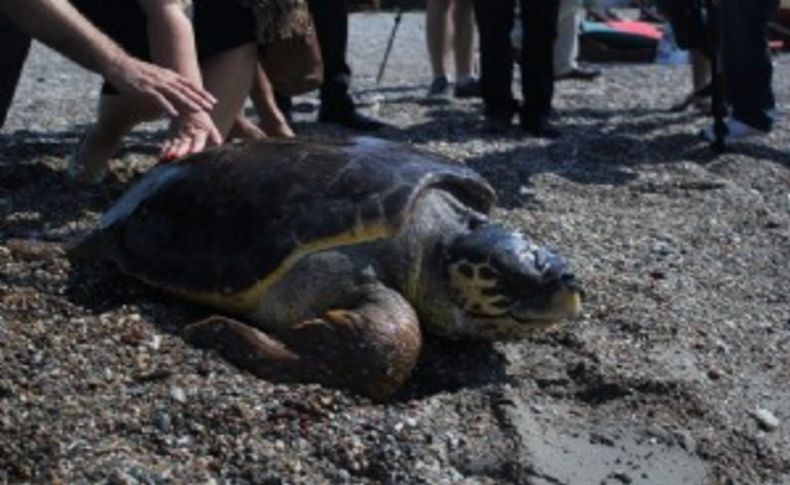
[707,367,725,380]
[749,408,780,432]
[155,412,173,433]
[146,335,162,351]
[169,386,187,404]
[108,469,139,485]
[673,430,696,453]
[608,470,633,484]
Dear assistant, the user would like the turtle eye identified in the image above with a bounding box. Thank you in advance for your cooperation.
[457,262,474,278]
[478,265,498,280]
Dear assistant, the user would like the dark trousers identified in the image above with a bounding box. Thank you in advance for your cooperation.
[0,15,32,128]
[305,0,353,108]
[473,0,559,124]
[720,0,778,131]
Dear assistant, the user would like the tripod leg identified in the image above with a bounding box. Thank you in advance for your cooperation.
[707,0,727,152]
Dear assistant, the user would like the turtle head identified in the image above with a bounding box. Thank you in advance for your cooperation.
[441,223,583,339]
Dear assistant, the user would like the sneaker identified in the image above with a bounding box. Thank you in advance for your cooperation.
[700,117,769,143]
[555,67,601,82]
[426,76,451,99]
[522,117,561,139]
[454,76,481,98]
[483,115,512,134]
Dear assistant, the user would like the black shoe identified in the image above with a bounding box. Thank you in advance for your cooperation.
[555,67,601,82]
[483,115,512,134]
[454,77,481,98]
[318,106,386,131]
[426,75,451,99]
[522,117,561,139]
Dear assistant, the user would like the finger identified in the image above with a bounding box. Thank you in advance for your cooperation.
[150,91,178,118]
[173,76,218,105]
[188,130,208,155]
[159,137,178,162]
[166,85,213,113]
[161,89,204,116]
[173,136,191,159]
[155,82,205,115]
[208,123,223,146]
[171,77,217,110]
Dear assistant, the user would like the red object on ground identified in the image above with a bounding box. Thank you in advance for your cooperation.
[606,21,663,40]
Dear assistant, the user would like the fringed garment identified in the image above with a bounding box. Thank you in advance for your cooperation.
[237,0,313,44]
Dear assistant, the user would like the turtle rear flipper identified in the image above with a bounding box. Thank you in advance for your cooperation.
[184,283,422,401]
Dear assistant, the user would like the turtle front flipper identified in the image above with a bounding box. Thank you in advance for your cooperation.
[184,284,422,401]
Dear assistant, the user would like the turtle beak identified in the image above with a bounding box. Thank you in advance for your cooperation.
[547,273,584,318]
[538,249,585,310]
[510,255,585,323]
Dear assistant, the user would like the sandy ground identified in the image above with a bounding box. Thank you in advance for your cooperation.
[1,13,789,485]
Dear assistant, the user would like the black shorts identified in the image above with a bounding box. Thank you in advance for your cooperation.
[193,0,256,61]
[0,15,33,127]
[72,0,256,94]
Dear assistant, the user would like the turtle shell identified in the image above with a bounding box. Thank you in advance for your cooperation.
[83,137,495,312]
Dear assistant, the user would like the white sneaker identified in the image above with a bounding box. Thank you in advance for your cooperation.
[700,117,769,143]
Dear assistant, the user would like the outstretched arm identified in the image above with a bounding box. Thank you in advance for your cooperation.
[137,0,222,159]
[0,0,216,117]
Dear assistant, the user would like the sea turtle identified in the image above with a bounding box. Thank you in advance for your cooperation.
[76,137,583,400]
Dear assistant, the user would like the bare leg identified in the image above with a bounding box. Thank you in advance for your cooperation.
[229,114,267,141]
[185,284,422,400]
[200,42,258,138]
[229,65,293,140]
[250,65,294,138]
[671,49,713,112]
[554,0,581,76]
[691,49,711,93]
[451,0,476,79]
[69,93,159,184]
[426,0,452,80]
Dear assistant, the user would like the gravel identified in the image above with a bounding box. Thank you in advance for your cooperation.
[751,408,781,432]
[1,12,789,485]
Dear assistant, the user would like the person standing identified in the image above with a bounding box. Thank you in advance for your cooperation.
[425,0,480,99]
[303,0,385,130]
[474,0,561,137]
[702,0,779,141]
[554,0,601,81]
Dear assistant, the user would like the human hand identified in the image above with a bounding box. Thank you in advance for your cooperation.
[160,111,223,161]
[104,55,217,117]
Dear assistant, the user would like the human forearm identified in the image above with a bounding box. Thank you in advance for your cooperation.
[140,1,203,85]
[0,0,215,116]
[136,0,222,157]
[0,0,127,76]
